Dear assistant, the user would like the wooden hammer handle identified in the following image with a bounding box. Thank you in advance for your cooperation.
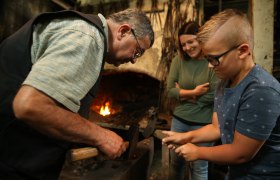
[70,147,99,161]
[69,141,129,161]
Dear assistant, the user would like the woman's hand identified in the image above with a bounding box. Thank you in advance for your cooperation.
[194,82,210,96]
[176,83,197,102]
[176,82,210,102]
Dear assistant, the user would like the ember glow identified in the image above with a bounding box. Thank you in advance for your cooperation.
[99,102,111,116]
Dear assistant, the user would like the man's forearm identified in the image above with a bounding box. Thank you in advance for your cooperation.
[13,85,106,147]
[28,107,105,146]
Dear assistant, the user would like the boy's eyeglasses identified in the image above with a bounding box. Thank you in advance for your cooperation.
[204,44,241,66]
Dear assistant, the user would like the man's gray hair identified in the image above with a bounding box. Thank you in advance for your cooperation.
[108,8,154,47]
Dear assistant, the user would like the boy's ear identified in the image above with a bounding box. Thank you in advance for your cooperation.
[238,44,250,59]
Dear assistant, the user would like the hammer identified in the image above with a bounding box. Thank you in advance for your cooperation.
[69,124,139,161]
[69,107,158,161]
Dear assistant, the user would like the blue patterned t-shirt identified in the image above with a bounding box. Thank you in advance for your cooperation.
[214,64,280,179]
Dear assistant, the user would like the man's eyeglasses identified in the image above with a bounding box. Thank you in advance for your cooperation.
[131,29,145,59]
[204,44,241,66]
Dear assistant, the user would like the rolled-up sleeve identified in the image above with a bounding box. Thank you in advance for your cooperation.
[24,18,104,112]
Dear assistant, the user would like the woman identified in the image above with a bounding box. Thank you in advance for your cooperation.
[166,21,219,180]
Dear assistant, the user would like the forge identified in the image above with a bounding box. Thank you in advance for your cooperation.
[89,71,161,127]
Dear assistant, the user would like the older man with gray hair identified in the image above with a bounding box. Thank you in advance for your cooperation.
[0,8,154,179]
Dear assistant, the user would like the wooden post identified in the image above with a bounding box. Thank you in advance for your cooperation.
[162,144,170,180]
[250,0,274,73]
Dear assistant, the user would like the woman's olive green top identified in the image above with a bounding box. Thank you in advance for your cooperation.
[167,55,219,124]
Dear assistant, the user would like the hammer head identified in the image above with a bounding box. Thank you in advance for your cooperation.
[124,124,139,160]
[141,107,158,138]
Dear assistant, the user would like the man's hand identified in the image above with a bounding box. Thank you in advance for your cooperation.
[175,143,199,161]
[97,128,128,159]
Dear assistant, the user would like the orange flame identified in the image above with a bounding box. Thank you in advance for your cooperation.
[99,102,111,116]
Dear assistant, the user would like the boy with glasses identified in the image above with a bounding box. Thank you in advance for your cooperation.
[163,9,280,179]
